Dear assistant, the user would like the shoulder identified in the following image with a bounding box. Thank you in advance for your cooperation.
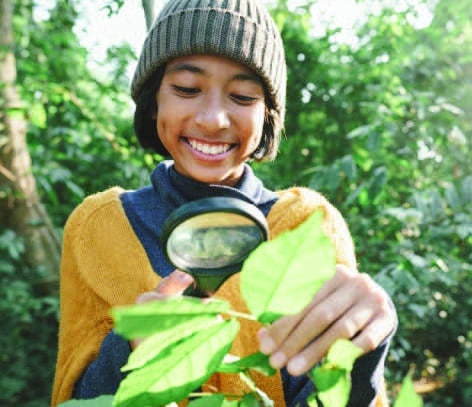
[67,187,125,221]
[63,186,127,241]
[61,186,159,304]
[268,187,342,236]
[268,186,357,268]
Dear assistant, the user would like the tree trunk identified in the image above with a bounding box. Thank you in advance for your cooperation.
[0,0,60,291]
[142,0,158,30]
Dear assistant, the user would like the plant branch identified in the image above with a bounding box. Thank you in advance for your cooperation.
[224,309,258,321]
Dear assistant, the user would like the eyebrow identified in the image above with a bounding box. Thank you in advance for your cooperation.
[166,62,263,85]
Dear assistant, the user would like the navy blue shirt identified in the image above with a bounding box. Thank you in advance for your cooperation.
[73,161,390,406]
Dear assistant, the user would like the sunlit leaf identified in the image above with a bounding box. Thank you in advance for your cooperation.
[113,297,230,338]
[29,102,47,128]
[187,394,245,406]
[122,315,223,372]
[187,394,226,406]
[241,211,335,323]
[346,124,373,139]
[393,375,423,407]
[113,319,239,407]
[217,352,276,376]
[310,367,350,407]
[241,393,264,406]
[307,393,321,407]
[325,339,362,371]
[309,340,361,407]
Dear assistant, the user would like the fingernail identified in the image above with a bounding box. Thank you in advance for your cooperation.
[258,330,276,354]
[287,355,307,376]
[270,351,287,369]
[175,271,192,283]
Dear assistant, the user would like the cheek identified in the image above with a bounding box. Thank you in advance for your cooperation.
[155,97,171,138]
[249,107,266,146]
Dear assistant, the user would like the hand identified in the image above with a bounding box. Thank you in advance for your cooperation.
[257,264,397,376]
[131,270,194,349]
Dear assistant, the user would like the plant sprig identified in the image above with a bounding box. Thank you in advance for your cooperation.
[59,211,423,407]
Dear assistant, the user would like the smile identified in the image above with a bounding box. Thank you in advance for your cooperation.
[186,138,233,156]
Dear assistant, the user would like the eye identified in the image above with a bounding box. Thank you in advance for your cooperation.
[173,85,200,96]
[231,94,259,105]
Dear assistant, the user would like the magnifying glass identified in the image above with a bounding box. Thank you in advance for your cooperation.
[161,197,268,297]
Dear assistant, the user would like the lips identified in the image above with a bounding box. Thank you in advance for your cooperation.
[186,138,233,156]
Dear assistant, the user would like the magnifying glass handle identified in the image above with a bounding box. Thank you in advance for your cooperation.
[183,284,208,298]
[183,273,233,298]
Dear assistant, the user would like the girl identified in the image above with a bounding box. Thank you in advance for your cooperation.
[52,1,397,406]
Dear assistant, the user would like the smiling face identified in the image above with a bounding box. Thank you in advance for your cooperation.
[155,55,266,187]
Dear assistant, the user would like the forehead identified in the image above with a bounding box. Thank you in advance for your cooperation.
[164,55,263,84]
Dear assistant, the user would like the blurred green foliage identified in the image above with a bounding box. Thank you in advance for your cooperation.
[1,0,470,406]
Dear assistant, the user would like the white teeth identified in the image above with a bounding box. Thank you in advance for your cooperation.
[188,139,231,155]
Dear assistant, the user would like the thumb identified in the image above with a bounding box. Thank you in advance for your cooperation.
[156,269,194,296]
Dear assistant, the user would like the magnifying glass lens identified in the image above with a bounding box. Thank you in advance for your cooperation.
[161,197,268,296]
[167,212,263,270]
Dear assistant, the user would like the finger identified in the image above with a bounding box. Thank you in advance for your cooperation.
[284,299,378,376]
[269,272,392,373]
[352,315,395,354]
[285,282,396,376]
[309,264,357,308]
[258,314,301,354]
[156,270,194,295]
[351,295,397,353]
[258,265,357,356]
[264,274,364,368]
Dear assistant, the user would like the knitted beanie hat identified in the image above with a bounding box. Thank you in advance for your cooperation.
[131,0,287,124]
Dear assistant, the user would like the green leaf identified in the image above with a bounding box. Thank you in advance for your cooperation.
[346,124,373,139]
[311,367,347,391]
[241,211,335,323]
[393,375,423,407]
[325,339,362,371]
[122,315,223,372]
[187,394,226,406]
[113,297,230,338]
[307,393,321,407]
[241,393,264,406]
[217,352,276,376]
[461,175,472,203]
[113,319,240,407]
[187,394,243,406]
[310,367,350,407]
[239,372,274,407]
[309,340,361,407]
[58,396,114,407]
[445,183,462,210]
[29,102,47,128]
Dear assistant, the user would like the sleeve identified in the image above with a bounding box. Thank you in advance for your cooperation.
[268,187,394,406]
[72,331,131,398]
[282,334,392,407]
[268,187,357,269]
[51,188,160,406]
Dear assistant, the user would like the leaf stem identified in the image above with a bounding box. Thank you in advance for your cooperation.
[188,391,240,398]
[224,309,258,321]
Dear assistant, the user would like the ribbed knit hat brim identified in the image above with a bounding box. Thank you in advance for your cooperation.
[131,0,286,122]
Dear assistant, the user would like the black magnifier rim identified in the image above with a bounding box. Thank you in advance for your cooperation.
[160,196,269,274]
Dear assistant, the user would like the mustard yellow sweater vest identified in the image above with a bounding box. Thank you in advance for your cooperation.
[51,186,387,406]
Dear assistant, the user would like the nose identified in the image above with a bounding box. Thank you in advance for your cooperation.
[195,94,230,132]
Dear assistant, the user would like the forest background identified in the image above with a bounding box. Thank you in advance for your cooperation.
[0,0,470,406]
